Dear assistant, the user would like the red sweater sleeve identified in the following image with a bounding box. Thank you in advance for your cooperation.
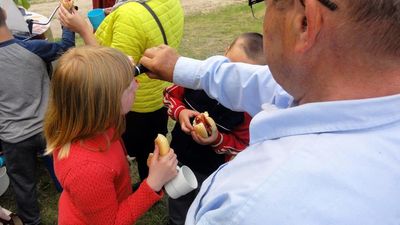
[163,85,187,120]
[63,162,162,225]
[211,113,252,161]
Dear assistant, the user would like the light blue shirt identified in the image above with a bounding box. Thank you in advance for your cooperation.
[173,56,400,225]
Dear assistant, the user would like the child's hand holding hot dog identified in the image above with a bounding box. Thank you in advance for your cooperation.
[178,109,199,134]
[146,137,178,192]
[191,112,219,145]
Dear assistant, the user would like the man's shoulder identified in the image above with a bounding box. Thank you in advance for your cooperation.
[193,134,400,224]
[0,38,39,56]
[0,38,18,48]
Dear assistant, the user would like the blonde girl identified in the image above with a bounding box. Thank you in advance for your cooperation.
[44,46,178,225]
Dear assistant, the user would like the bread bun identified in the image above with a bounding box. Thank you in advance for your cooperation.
[60,0,74,10]
[154,134,170,156]
[193,122,208,138]
[192,112,217,138]
[147,134,170,167]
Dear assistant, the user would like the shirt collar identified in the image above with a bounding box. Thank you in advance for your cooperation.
[250,94,400,144]
[0,38,17,47]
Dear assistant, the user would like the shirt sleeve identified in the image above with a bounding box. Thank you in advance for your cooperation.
[173,56,294,117]
[163,85,187,120]
[22,27,75,63]
[63,162,162,225]
[211,113,251,160]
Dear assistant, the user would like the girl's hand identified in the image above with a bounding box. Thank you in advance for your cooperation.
[146,146,178,192]
[178,109,199,134]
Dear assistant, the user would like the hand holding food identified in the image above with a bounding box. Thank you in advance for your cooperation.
[155,134,170,156]
[147,134,170,167]
[146,134,178,192]
[192,112,217,138]
[178,109,199,134]
[191,112,219,145]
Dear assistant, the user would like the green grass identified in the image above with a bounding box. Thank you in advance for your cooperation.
[179,3,264,59]
[0,2,265,225]
[0,157,60,225]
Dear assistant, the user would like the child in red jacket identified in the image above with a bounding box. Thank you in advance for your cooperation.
[164,32,266,225]
[44,46,178,225]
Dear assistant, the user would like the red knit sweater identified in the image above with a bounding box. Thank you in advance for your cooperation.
[54,130,163,225]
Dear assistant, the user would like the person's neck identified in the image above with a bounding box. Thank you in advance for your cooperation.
[0,26,14,43]
[298,53,400,104]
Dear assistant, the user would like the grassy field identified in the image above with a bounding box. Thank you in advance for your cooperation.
[179,3,264,58]
[0,2,264,225]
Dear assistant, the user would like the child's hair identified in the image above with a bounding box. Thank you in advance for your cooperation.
[44,46,134,159]
[0,7,6,27]
[229,32,266,65]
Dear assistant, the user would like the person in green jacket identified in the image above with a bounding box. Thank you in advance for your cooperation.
[95,0,184,181]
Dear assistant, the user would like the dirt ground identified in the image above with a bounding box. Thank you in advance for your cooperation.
[29,0,243,38]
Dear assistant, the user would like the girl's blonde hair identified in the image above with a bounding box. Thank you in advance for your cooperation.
[44,46,134,159]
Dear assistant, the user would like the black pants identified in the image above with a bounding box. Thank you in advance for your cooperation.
[168,171,209,225]
[1,134,45,225]
[122,107,168,181]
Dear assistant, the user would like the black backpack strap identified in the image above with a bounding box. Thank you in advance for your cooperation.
[138,2,168,45]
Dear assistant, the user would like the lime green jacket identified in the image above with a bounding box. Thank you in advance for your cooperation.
[95,0,184,112]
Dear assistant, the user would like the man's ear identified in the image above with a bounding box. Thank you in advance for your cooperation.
[0,7,6,21]
[294,0,322,53]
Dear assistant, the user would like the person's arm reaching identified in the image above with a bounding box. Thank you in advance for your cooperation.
[21,26,75,63]
[140,45,293,117]
[58,6,98,46]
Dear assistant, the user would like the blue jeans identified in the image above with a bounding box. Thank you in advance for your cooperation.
[2,133,45,225]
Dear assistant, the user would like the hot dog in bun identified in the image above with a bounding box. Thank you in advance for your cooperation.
[60,0,74,10]
[155,134,170,156]
[192,112,217,138]
[147,134,170,167]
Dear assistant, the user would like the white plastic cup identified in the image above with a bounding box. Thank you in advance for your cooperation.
[0,167,10,196]
[164,166,198,199]
[87,8,105,30]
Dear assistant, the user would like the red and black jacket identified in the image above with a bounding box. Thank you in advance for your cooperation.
[164,85,251,175]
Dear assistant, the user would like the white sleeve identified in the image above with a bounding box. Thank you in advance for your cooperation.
[173,56,293,117]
